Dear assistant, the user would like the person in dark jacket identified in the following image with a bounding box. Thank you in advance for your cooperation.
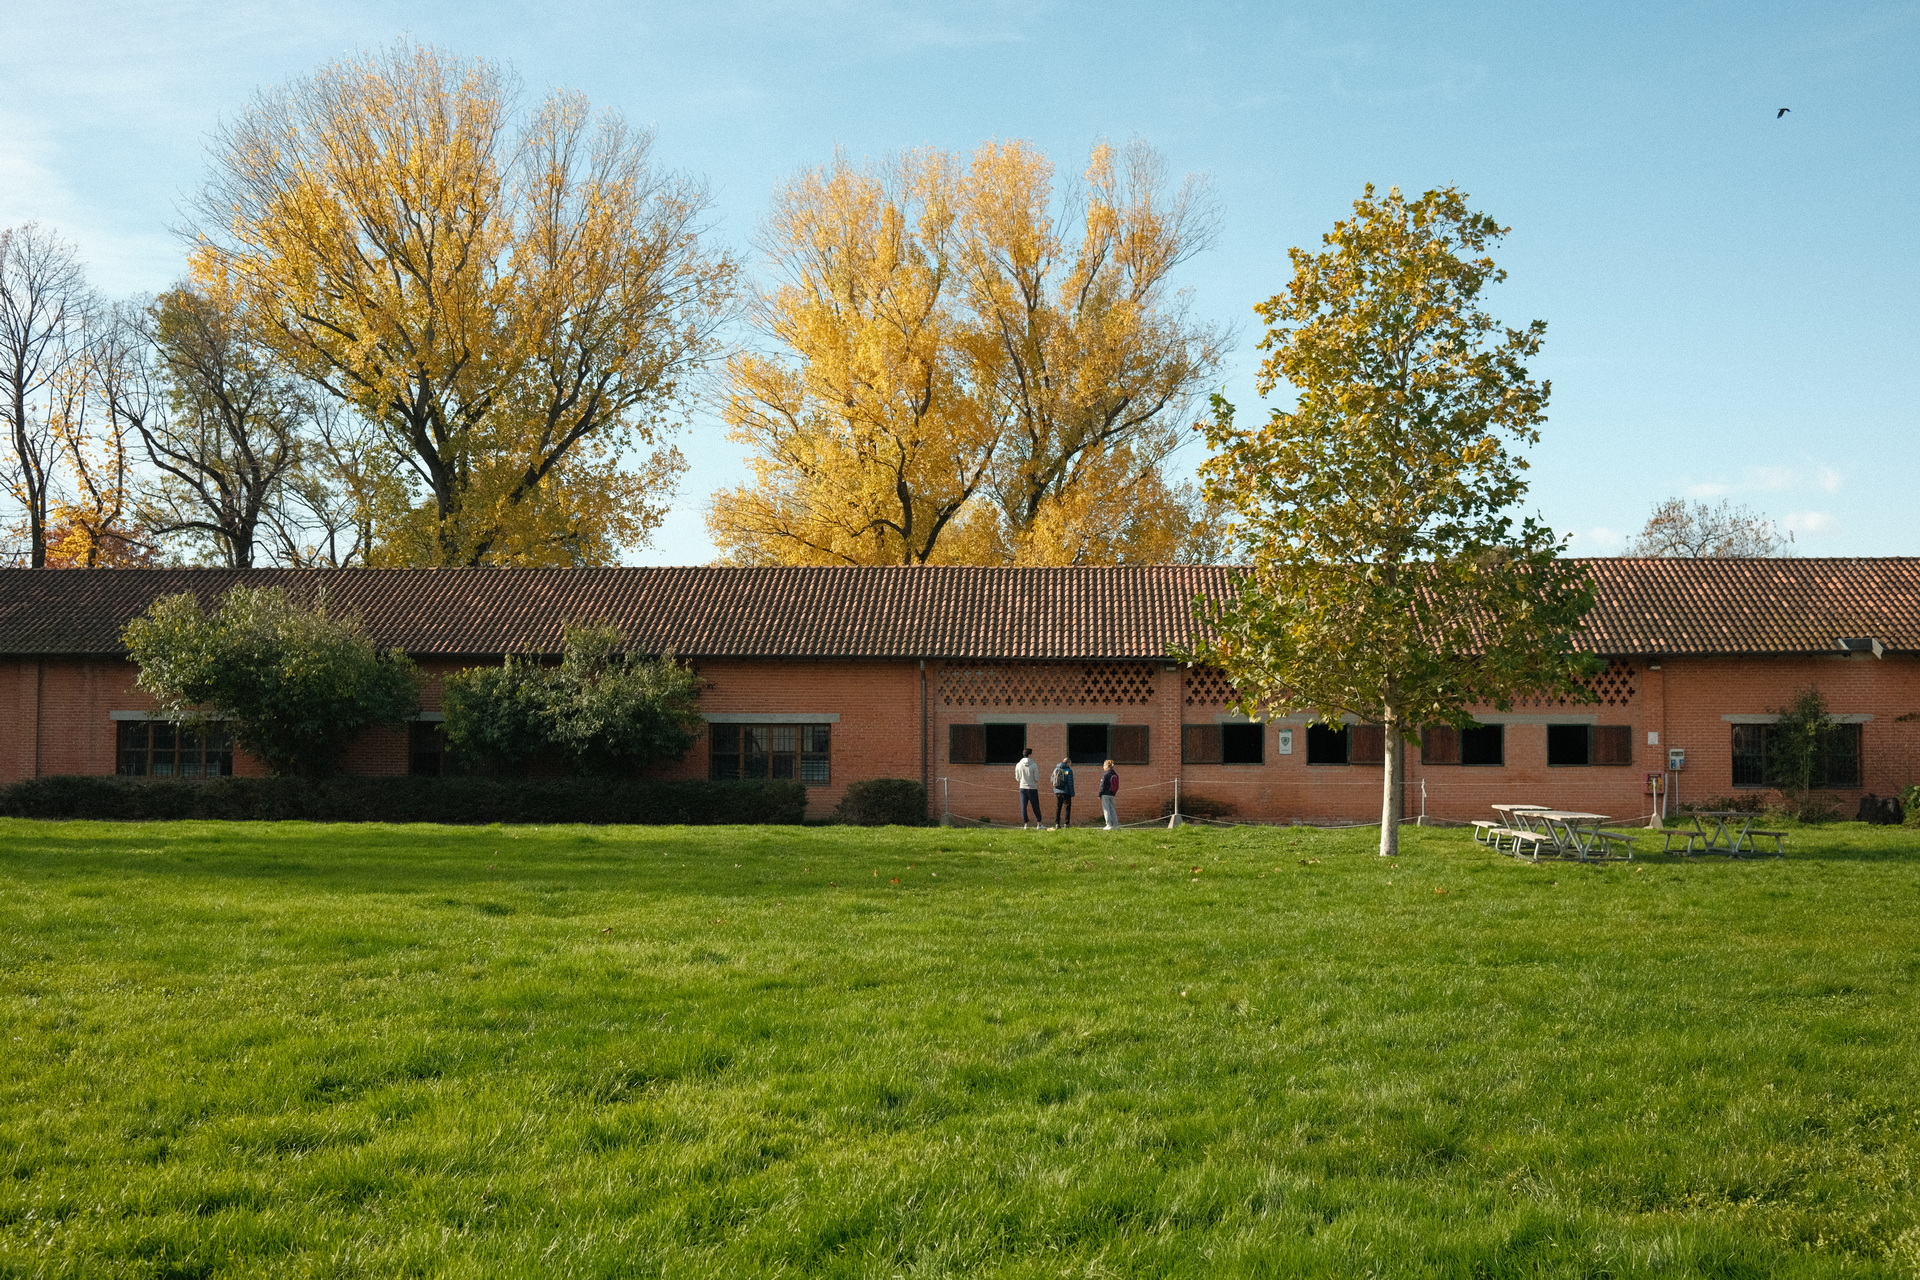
[1050,758,1075,829]
[1099,758,1120,830]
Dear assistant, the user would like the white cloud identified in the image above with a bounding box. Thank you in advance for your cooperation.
[1784,511,1837,536]
[1572,525,1625,550]
[1816,467,1844,493]
[1745,465,1797,492]
[1686,481,1731,498]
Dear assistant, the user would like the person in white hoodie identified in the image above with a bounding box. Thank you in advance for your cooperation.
[1014,748,1043,828]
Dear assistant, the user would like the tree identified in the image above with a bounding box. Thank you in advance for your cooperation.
[1765,685,1834,819]
[122,585,419,777]
[0,224,94,567]
[1188,185,1597,857]
[1628,497,1793,557]
[441,623,702,775]
[189,42,736,567]
[112,289,306,568]
[708,139,1223,566]
[45,334,149,568]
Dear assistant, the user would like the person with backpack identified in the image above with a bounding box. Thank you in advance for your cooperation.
[1050,757,1075,829]
[1014,747,1043,829]
[1099,758,1121,830]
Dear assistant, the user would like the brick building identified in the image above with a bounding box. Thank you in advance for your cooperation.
[2,561,1917,824]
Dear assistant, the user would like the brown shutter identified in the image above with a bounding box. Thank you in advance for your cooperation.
[1350,724,1385,765]
[1593,725,1632,766]
[1112,725,1150,765]
[1420,725,1460,765]
[1182,724,1223,765]
[948,723,985,765]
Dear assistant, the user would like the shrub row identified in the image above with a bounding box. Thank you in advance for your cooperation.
[0,775,807,826]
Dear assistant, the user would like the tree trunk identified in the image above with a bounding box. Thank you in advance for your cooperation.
[1379,712,1403,856]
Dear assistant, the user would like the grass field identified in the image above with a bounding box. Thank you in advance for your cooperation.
[3,817,1919,1278]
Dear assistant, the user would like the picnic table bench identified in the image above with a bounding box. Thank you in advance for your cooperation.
[1672,810,1787,857]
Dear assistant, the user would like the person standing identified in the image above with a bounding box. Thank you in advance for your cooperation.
[1099,758,1121,830]
[1050,757,1075,829]
[1014,747,1043,829]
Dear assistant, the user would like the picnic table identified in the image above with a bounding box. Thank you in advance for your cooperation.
[1482,806,1635,861]
[1663,810,1786,857]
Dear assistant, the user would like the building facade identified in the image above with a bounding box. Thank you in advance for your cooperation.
[2,561,1917,824]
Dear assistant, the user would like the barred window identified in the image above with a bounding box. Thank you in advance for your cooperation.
[1732,723,1862,789]
[710,724,831,784]
[117,720,233,778]
[409,722,467,777]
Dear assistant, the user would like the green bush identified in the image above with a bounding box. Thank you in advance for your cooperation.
[443,625,703,776]
[0,776,805,825]
[831,778,927,826]
[122,586,419,777]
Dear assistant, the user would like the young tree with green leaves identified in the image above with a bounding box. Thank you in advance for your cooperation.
[441,624,702,776]
[1765,685,1832,819]
[122,586,418,777]
[1189,185,1597,856]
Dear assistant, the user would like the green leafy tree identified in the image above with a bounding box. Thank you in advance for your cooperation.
[440,659,554,775]
[1188,185,1596,856]
[1766,685,1831,818]
[122,586,418,776]
[543,625,703,775]
[441,624,702,776]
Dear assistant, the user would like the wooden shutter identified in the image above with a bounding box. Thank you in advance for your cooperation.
[1112,725,1150,765]
[1350,724,1385,765]
[1420,725,1460,765]
[948,723,985,765]
[1593,725,1632,766]
[1182,724,1223,765]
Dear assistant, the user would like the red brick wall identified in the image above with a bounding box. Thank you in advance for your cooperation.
[4,652,1917,826]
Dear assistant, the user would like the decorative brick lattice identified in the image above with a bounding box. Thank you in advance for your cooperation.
[1183,665,1240,707]
[938,662,1157,707]
[1519,658,1638,708]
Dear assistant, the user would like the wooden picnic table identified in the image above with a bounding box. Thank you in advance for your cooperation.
[1667,810,1786,857]
[1533,810,1613,858]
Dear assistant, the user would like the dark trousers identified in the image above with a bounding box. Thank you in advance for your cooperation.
[1020,789,1043,824]
[1054,795,1073,826]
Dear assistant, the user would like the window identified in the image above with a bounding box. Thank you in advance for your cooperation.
[1731,722,1862,789]
[1221,723,1264,765]
[1421,723,1505,766]
[1548,725,1633,767]
[117,720,232,777]
[1461,724,1505,767]
[1063,723,1151,765]
[710,723,831,784]
[1307,724,1349,764]
[983,724,1027,765]
[1185,723,1264,765]
[1067,723,1110,764]
[409,721,466,777]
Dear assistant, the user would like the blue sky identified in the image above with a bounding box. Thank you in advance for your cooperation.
[4,0,1915,561]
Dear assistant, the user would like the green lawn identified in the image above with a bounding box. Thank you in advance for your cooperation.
[3,818,1919,1279]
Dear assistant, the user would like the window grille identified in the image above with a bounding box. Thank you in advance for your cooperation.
[1183,666,1240,707]
[1517,659,1637,708]
[710,724,830,784]
[117,721,233,777]
[938,662,1156,708]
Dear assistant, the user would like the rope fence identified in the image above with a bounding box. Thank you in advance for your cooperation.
[934,773,1665,832]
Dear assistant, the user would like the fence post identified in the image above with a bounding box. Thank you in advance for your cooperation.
[1167,776,1183,828]
[941,776,952,827]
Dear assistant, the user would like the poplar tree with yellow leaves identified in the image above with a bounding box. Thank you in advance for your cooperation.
[709,140,1223,566]
[189,42,736,566]
[1188,186,1596,857]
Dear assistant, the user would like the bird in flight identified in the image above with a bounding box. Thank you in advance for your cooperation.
[1777,107,1791,118]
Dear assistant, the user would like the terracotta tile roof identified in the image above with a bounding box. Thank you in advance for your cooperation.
[0,559,1915,661]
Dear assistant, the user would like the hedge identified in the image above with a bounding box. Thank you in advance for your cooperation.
[0,775,807,826]
[831,778,928,826]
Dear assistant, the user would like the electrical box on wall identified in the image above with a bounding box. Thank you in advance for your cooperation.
[1668,748,1686,772]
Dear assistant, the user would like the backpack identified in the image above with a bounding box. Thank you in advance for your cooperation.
[1051,766,1070,790]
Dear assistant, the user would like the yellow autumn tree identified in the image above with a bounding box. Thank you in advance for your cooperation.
[189,42,736,566]
[709,150,1002,566]
[710,139,1223,566]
